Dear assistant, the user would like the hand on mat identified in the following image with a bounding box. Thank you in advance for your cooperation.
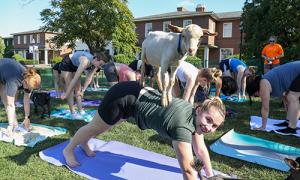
[61,95,66,100]
[23,117,31,130]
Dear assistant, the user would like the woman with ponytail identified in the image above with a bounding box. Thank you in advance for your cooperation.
[63,81,226,179]
[0,58,41,133]
[173,61,223,105]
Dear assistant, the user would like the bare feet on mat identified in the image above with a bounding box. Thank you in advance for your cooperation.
[63,147,80,167]
[80,143,96,157]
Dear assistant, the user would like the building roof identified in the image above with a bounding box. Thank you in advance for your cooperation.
[11,29,59,35]
[134,10,242,22]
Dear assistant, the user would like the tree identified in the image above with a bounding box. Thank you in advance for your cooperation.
[241,0,300,66]
[40,0,138,59]
[0,37,5,59]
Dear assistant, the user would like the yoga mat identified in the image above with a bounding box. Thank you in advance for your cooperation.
[250,116,300,137]
[51,109,96,122]
[49,90,65,98]
[0,123,66,147]
[75,99,101,107]
[86,87,109,92]
[40,138,233,180]
[209,89,247,103]
[0,100,33,108]
[210,129,300,171]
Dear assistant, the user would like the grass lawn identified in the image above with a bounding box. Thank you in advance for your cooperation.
[0,68,297,179]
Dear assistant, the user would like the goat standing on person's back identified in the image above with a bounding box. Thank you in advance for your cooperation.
[140,24,217,106]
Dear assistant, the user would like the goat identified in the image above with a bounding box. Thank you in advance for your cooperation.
[285,157,300,180]
[140,24,217,106]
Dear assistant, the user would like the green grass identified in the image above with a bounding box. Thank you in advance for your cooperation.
[0,68,297,179]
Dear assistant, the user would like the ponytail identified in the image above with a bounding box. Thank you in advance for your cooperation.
[23,68,41,90]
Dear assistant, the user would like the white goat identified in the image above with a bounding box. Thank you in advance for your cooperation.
[140,24,217,106]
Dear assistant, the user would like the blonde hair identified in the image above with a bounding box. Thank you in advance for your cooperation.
[198,68,222,83]
[23,68,41,90]
[195,97,226,119]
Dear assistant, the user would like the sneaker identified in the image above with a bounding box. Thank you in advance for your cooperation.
[274,121,289,127]
[71,113,82,120]
[275,127,297,135]
[79,110,86,115]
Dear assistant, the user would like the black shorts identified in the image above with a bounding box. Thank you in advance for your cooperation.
[52,62,61,74]
[219,59,231,72]
[98,81,142,125]
[103,62,118,82]
[290,74,300,92]
[145,64,154,78]
[59,55,77,72]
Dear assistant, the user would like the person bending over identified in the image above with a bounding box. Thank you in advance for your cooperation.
[173,61,222,105]
[129,59,155,87]
[102,62,140,87]
[218,58,255,100]
[60,51,105,118]
[52,62,64,98]
[63,81,226,179]
[0,58,41,132]
[246,61,300,135]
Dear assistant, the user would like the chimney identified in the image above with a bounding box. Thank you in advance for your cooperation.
[196,4,205,12]
[177,6,188,12]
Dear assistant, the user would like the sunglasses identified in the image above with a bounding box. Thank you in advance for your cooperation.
[269,40,275,43]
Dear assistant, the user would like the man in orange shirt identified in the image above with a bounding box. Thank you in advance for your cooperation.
[261,36,284,74]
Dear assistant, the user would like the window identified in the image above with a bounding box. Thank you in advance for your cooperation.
[183,19,192,27]
[36,34,40,43]
[23,35,27,44]
[30,35,33,43]
[145,23,152,37]
[223,22,232,38]
[220,48,233,60]
[163,21,171,32]
[17,36,20,44]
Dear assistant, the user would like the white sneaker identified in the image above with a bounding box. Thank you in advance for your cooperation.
[80,110,86,115]
[71,113,82,120]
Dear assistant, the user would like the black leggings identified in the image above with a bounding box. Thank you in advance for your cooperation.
[219,59,231,72]
[98,81,142,125]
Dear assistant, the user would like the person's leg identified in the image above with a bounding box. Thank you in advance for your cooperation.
[236,69,244,99]
[61,71,76,114]
[53,70,60,97]
[74,78,83,113]
[63,112,114,167]
[286,91,300,129]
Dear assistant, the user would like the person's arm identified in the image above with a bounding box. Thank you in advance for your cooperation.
[215,77,222,97]
[172,140,198,180]
[237,69,244,99]
[188,82,200,104]
[192,133,213,177]
[23,91,31,129]
[82,68,97,94]
[257,79,271,130]
[63,58,89,98]
[183,76,196,103]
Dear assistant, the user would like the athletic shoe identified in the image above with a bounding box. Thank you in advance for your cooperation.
[275,127,297,135]
[274,121,289,127]
[79,110,86,115]
[71,113,82,120]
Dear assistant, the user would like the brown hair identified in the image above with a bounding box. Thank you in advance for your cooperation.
[195,97,226,119]
[198,68,222,83]
[23,68,41,90]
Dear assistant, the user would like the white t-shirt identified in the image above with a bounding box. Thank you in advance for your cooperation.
[176,61,199,83]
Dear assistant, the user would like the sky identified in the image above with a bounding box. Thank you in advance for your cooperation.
[0,0,245,37]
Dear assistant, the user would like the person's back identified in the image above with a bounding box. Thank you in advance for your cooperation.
[263,61,300,97]
[71,51,93,67]
[135,88,195,143]
[229,58,247,73]
[0,58,26,88]
[176,61,198,83]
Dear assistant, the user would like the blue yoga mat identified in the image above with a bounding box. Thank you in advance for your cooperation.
[209,88,247,103]
[51,109,96,122]
[210,129,300,172]
[40,138,232,180]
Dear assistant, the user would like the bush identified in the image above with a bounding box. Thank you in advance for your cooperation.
[12,54,26,61]
[114,54,134,65]
[186,56,202,68]
[51,56,63,64]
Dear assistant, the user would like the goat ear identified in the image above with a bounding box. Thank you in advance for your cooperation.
[284,158,300,170]
[202,29,218,36]
[168,24,183,33]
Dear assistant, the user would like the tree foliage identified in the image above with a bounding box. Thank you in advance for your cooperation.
[40,0,138,59]
[241,0,300,63]
[0,37,5,59]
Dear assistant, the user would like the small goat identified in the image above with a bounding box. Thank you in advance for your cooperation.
[140,24,217,106]
[285,157,300,180]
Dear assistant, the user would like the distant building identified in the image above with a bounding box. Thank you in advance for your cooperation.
[133,4,242,67]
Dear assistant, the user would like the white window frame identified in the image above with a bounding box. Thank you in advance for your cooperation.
[223,22,232,38]
[23,35,27,44]
[145,23,153,37]
[36,34,40,43]
[163,21,171,32]
[183,19,192,27]
[30,35,33,43]
[17,36,20,44]
[220,48,233,60]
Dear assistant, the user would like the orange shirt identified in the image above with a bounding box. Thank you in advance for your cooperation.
[261,43,284,65]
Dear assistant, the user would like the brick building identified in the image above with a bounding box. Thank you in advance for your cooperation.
[134,4,242,67]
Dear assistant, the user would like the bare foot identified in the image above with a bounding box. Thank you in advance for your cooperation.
[80,143,96,157]
[63,147,80,167]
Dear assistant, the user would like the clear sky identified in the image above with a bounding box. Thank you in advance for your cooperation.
[0,0,245,37]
